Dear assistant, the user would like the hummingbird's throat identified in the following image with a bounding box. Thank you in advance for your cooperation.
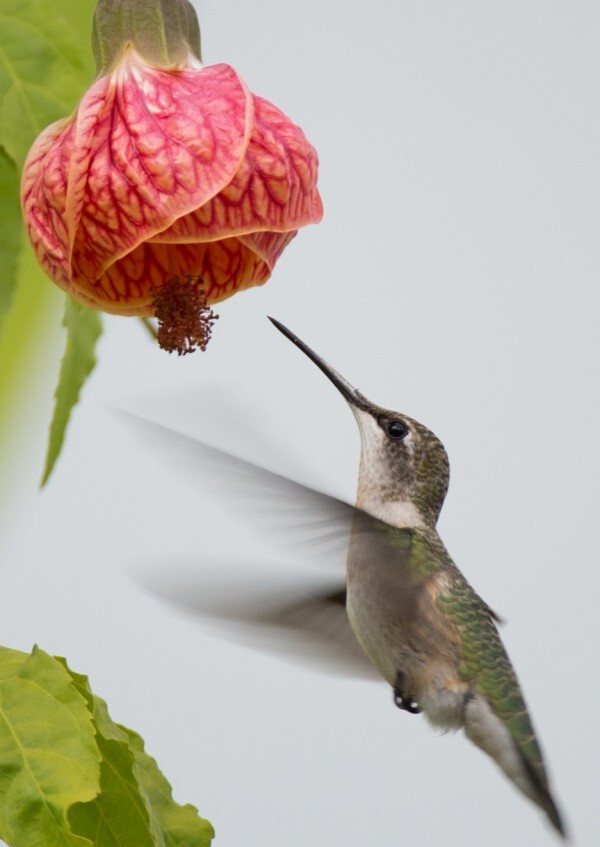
[356,492,425,530]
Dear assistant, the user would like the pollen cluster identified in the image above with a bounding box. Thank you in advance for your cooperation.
[152,275,219,355]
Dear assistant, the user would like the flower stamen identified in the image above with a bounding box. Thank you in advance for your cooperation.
[152,275,219,355]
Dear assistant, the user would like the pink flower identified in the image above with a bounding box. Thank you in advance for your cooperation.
[21,0,322,350]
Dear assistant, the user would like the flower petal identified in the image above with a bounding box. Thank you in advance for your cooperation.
[92,234,288,315]
[153,94,322,245]
[21,118,74,291]
[238,230,297,271]
[23,57,253,309]
[69,59,253,293]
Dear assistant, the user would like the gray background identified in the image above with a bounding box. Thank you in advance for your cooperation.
[2,1,598,844]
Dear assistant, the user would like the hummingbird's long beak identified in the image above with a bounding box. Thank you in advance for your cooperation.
[269,317,369,411]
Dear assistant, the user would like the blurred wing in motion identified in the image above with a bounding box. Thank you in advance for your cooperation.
[114,409,400,680]
[113,408,358,567]
[135,559,378,679]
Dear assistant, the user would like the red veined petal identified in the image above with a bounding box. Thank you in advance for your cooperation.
[67,58,252,292]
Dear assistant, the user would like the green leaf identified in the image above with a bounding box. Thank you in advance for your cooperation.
[0,646,100,847]
[0,0,94,166]
[53,668,159,847]
[41,297,103,486]
[0,1,97,485]
[0,148,21,329]
[0,244,63,452]
[69,735,159,847]
[0,647,28,682]
[0,648,214,847]
[60,657,216,847]
[124,727,215,847]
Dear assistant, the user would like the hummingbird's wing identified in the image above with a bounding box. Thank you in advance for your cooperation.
[113,409,393,677]
[115,409,443,576]
[113,408,358,564]
[134,555,379,679]
[440,569,565,836]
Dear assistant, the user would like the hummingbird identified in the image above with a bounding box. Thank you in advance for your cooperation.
[119,318,566,838]
[265,317,565,838]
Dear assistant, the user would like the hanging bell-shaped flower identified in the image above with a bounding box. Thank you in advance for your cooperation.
[21,0,322,352]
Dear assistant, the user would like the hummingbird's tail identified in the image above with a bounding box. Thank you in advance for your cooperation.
[464,693,566,838]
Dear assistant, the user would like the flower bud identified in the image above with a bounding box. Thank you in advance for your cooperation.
[21,0,322,348]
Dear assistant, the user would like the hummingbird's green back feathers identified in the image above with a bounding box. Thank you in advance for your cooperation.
[436,556,565,836]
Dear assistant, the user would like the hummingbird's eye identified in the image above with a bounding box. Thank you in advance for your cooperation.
[386,420,409,440]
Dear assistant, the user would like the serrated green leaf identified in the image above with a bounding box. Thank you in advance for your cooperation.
[0,646,100,847]
[0,0,94,166]
[0,649,214,847]
[69,735,158,847]
[0,147,21,329]
[124,728,215,847]
[59,657,215,847]
[0,2,97,495]
[0,647,27,682]
[56,667,164,846]
[41,297,103,486]
[18,648,97,731]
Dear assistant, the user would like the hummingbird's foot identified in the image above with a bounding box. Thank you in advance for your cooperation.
[393,671,422,715]
[394,694,422,714]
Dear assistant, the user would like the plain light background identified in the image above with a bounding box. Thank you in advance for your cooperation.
[1,1,598,844]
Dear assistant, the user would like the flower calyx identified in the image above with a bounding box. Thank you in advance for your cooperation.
[92,0,202,75]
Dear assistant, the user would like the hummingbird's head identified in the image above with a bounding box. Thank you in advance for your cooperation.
[270,318,450,528]
[348,402,449,528]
